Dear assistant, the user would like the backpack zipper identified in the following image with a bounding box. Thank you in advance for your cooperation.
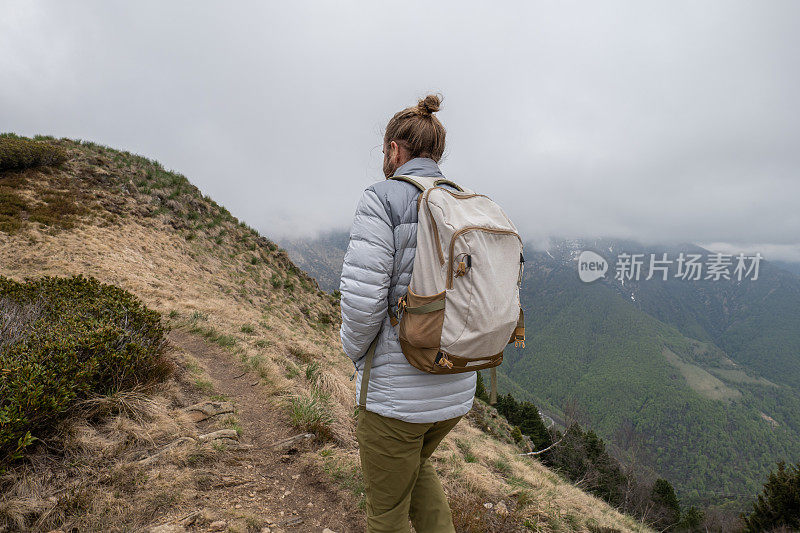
[446,226,521,289]
[422,187,491,266]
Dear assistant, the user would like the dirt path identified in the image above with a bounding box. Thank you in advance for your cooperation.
[166,330,364,533]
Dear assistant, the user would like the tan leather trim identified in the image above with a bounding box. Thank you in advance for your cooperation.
[436,350,504,374]
[423,187,446,265]
[407,287,445,299]
[398,290,446,350]
[397,342,504,374]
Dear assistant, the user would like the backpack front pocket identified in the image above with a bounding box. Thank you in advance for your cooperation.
[398,289,446,348]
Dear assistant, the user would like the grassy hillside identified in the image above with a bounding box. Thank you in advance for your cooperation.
[0,135,649,532]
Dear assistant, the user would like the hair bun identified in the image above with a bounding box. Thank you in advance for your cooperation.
[417,94,441,115]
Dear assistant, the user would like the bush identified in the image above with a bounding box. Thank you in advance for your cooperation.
[650,478,681,530]
[0,275,171,471]
[743,461,800,532]
[0,135,68,171]
[289,391,333,440]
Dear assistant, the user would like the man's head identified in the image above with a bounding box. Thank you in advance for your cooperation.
[383,94,447,178]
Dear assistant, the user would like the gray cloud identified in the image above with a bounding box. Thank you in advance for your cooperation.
[2,1,799,260]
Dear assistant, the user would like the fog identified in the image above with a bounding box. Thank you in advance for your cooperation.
[2,1,799,261]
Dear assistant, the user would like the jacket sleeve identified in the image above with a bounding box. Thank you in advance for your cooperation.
[339,188,394,363]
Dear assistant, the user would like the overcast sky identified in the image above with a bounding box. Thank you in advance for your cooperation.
[2,1,799,261]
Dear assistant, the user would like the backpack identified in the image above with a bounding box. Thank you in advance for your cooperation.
[357,175,525,410]
[390,176,525,384]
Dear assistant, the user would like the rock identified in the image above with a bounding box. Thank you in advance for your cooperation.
[198,429,239,443]
[483,502,493,509]
[495,501,508,516]
[184,400,235,422]
[138,437,196,465]
[209,520,227,531]
[521,435,534,453]
[322,529,337,533]
[148,525,186,533]
[234,503,242,509]
[260,528,272,533]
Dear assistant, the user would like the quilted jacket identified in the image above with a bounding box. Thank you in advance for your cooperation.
[339,158,476,423]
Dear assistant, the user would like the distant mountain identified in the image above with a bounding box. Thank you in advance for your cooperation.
[507,239,800,508]
[772,260,800,277]
[280,230,348,292]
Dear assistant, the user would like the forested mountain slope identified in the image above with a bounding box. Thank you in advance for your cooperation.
[285,231,800,512]
[509,240,800,509]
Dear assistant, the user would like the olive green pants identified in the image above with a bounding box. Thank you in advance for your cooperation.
[356,410,462,533]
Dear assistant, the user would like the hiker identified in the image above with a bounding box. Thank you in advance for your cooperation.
[339,94,524,532]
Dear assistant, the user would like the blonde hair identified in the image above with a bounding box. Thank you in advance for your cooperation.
[384,94,446,162]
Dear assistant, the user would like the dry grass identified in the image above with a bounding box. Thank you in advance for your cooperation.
[0,139,651,532]
[0,379,222,532]
[436,421,650,532]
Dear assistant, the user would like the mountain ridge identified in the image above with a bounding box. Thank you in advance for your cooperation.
[0,135,649,532]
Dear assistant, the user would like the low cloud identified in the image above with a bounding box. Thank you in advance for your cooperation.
[2,1,798,257]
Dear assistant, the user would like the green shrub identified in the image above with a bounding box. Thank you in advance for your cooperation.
[511,425,524,445]
[0,191,26,234]
[28,192,86,228]
[288,390,333,440]
[0,275,171,471]
[0,135,68,171]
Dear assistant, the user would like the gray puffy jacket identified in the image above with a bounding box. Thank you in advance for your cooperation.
[339,158,476,423]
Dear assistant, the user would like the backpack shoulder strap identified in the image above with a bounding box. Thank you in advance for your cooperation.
[389,175,466,192]
[389,175,471,213]
[433,179,465,192]
[388,175,437,191]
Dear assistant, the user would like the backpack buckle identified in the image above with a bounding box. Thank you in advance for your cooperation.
[435,352,454,369]
[454,254,471,278]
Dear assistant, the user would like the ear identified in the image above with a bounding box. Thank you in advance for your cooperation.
[389,140,401,163]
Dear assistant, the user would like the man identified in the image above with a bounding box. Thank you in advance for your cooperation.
[339,94,475,532]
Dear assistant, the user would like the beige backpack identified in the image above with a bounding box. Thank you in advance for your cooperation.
[390,175,525,387]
